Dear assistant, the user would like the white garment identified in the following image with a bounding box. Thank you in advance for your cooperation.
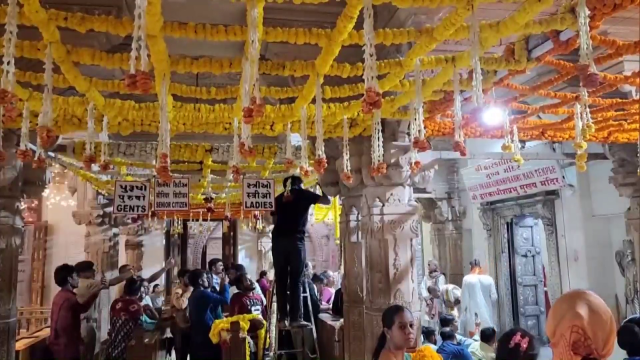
[460,273,498,335]
[419,273,447,300]
[419,273,446,325]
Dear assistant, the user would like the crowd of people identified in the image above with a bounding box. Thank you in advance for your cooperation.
[374,263,640,360]
[46,254,344,360]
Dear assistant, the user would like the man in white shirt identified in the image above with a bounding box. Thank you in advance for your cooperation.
[74,261,133,360]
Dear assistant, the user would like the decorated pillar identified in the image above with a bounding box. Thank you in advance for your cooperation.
[609,144,640,294]
[320,121,434,358]
[121,221,146,273]
[0,133,23,360]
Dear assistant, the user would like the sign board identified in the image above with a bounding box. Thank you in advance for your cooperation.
[114,180,150,214]
[154,178,190,211]
[461,159,566,203]
[242,179,275,211]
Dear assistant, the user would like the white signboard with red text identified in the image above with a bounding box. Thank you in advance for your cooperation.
[461,159,566,203]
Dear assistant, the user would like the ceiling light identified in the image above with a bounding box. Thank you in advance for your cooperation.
[481,106,506,126]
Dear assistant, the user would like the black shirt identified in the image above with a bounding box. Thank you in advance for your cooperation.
[272,188,321,239]
[331,288,343,318]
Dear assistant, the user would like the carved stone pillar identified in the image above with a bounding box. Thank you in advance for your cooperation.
[319,125,434,359]
[0,133,23,360]
[121,222,145,272]
[609,144,640,293]
[361,185,422,354]
[340,190,365,360]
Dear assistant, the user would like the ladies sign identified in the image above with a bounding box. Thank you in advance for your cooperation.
[461,159,566,203]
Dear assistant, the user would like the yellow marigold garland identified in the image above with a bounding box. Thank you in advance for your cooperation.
[411,345,443,360]
[208,314,268,360]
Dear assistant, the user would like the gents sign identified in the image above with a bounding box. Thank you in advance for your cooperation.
[461,159,566,203]
[114,181,150,214]
[154,178,190,211]
[242,179,275,211]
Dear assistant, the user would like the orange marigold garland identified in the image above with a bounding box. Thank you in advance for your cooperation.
[313,76,328,175]
[341,116,353,183]
[411,345,441,360]
[32,153,46,169]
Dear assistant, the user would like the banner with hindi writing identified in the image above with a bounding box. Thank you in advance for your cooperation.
[461,159,566,203]
[154,178,190,211]
[242,178,275,211]
[114,180,150,214]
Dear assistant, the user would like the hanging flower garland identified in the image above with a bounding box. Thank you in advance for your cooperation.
[299,108,311,178]
[83,103,97,170]
[313,76,327,174]
[575,0,600,90]
[452,69,467,156]
[229,117,242,183]
[409,63,431,174]
[124,0,152,94]
[470,4,484,109]
[573,102,588,172]
[239,0,263,161]
[284,121,295,171]
[36,43,56,152]
[0,0,19,127]
[99,116,112,172]
[155,76,172,182]
[501,111,514,153]
[361,0,385,176]
[341,116,352,183]
[16,103,33,163]
[511,124,524,165]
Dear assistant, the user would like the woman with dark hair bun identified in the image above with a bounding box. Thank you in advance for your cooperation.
[618,316,640,360]
[371,304,416,360]
[495,327,539,360]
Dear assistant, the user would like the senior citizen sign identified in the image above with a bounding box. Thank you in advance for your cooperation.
[242,178,275,211]
[461,159,566,203]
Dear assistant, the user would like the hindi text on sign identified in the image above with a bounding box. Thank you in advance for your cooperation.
[462,160,566,203]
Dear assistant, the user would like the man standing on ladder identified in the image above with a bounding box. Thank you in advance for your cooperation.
[271,175,330,328]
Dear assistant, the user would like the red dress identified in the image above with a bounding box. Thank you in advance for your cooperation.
[229,292,267,319]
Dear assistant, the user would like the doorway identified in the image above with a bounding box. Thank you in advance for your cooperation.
[480,193,561,338]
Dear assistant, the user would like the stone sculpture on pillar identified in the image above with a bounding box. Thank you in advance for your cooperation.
[609,144,640,299]
[615,238,639,317]
[318,121,435,358]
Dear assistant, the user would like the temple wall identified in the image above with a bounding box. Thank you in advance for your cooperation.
[237,227,260,279]
[458,140,629,316]
[42,195,85,305]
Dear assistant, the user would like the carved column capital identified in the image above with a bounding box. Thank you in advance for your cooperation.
[609,144,640,198]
